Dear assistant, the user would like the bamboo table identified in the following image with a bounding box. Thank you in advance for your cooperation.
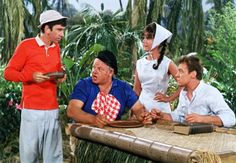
[67,122,236,163]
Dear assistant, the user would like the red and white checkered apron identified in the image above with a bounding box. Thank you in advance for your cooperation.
[92,92,121,121]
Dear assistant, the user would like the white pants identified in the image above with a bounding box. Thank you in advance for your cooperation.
[20,109,63,163]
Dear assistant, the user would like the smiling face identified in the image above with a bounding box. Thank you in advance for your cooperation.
[91,58,113,85]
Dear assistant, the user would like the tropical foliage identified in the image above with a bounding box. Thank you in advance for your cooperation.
[0,0,25,63]
[0,65,21,160]
[63,8,124,59]
[59,44,105,102]
[166,0,205,56]
[61,7,144,86]
[75,139,153,163]
[204,2,236,110]
[0,0,77,63]
[0,0,236,161]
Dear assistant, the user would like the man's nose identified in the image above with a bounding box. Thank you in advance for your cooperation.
[92,68,97,74]
[61,32,64,37]
[176,72,180,79]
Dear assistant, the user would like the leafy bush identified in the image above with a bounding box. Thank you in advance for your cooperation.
[59,44,104,104]
[205,2,236,110]
[0,65,21,159]
[0,37,4,65]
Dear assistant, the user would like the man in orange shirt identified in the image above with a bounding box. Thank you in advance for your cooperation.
[4,10,67,163]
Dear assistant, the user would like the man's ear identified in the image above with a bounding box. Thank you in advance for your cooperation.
[110,69,115,77]
[44,25,51,34]
[190,70,197,79]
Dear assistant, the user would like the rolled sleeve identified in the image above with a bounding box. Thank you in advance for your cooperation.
[170,112,181,122]
[217,110,236,127]
[171,107,186,123]
[209,89,236,127]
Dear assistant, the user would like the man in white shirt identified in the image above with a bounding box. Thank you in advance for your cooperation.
[151,55,235,127]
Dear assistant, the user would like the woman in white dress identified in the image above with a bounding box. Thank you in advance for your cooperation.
[134,22,181,113]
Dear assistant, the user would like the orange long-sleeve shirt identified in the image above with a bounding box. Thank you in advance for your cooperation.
[4,37,62,110]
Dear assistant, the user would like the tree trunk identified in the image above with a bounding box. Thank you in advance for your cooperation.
[1,0,25,63]
[131,0,146,28]
[130,0,147,79]
[146,0,166,25]
[167,0,204,56]
[119,0,123,11]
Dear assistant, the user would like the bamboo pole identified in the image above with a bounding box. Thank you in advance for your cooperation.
[69,124,220,163]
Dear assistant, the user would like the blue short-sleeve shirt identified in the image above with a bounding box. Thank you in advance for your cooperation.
[70,77,138,120]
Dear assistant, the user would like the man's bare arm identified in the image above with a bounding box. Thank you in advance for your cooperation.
[67,99,108,128]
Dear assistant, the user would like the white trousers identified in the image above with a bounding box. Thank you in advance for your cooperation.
[20,109,63,163]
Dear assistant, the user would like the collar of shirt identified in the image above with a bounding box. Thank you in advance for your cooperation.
[35,35,55,48]
[182,80,204,104]
[111,77,118,88]
[92,77,119,93]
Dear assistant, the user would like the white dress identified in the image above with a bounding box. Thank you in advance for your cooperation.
[136,55,172,113]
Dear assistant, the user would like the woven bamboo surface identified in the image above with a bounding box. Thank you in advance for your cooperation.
[124,124,236,154]
[68,122,236,162]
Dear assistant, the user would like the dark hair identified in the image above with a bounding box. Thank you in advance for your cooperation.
[40,18,67,33]
[96,50,118,75]
[153,40,167,70]
[144,22,156,37]
[178,55,203,80]
[144,22,168,70]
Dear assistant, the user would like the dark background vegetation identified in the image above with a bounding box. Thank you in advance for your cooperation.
[0,0,236,162]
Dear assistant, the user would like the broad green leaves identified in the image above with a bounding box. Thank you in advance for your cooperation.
[59,44,104,102]
[205,2,236,109]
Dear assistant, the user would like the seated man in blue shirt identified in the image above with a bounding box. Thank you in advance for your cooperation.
[151,55,235,127]
[67,50,151,128]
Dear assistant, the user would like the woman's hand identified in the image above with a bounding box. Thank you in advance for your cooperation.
[154,92,170,102]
